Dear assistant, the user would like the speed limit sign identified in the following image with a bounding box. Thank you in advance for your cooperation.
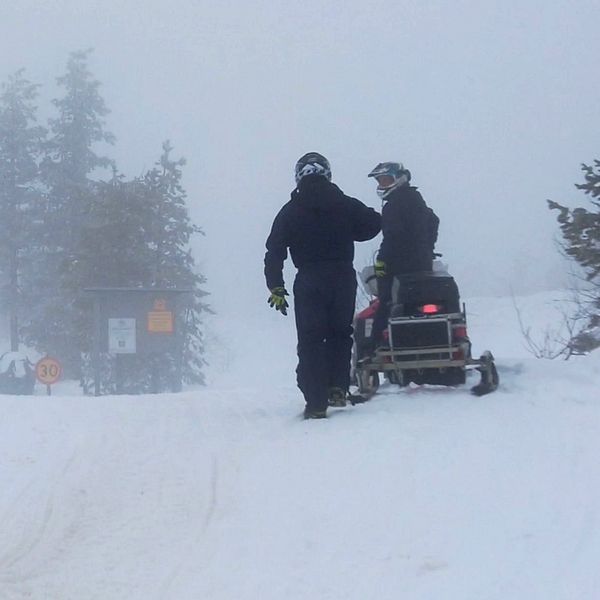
[35,356,62,387]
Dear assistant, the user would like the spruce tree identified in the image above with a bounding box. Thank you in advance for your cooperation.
[24,50,114,374]
[74,144,208,393]
[548,160,600,352]
[68,169,154,290]
[71,171,157,393]
[140,141,209,387]
[0,70,45,351]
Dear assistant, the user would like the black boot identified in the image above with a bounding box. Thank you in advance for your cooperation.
[327,386,347,407]
[303,406,327,419]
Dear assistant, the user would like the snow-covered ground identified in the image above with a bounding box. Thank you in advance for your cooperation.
[1,291,599,599]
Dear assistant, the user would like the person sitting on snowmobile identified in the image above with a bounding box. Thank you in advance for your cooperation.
[264,152,381,419]
[367,162,439,348]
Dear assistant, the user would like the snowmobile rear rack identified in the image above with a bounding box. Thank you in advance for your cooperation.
[353,310,499,399]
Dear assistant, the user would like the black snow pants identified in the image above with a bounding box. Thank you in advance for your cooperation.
[293,262,357,412]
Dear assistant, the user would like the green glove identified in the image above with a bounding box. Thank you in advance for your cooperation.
[268,286,289,315]
[374,260,386,278]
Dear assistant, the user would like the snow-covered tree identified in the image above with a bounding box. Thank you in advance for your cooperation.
[548,160,600,353]
[0,70,45,351]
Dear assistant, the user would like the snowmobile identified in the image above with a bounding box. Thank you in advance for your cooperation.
[351,263,499,400]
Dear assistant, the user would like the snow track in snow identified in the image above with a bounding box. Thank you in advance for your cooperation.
[1,293,600,599]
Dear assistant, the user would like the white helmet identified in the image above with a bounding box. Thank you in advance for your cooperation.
[368,162,411,198]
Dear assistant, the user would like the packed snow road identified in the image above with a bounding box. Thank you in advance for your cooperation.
[1,293,599,599]
[1,360,599,599]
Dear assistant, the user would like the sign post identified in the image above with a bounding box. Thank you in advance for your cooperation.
[35,356,62,395]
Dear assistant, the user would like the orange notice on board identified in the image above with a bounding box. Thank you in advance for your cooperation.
[147,310,174,333]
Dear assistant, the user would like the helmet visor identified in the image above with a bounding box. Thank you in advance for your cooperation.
[375,174,396,189]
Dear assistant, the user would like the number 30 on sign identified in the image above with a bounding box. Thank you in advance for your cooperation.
[35,356,62,386]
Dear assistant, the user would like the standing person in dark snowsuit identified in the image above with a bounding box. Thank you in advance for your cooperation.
[265,152,381,419]
[368,162,439,347]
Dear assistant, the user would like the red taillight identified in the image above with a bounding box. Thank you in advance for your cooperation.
[453,325,467,339]
[419,304,442,314]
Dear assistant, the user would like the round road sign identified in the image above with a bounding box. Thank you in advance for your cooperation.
[35,357,62,385]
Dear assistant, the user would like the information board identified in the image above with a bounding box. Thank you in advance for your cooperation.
[108,318,137,354]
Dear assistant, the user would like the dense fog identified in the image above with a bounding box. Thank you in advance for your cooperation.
[2,6,600,594]
[2,0,599,322]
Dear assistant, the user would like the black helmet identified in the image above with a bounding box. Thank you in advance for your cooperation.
[295,152,332,184]
[368,162,411,199]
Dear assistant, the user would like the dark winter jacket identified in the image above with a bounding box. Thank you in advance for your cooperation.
[264,175,381,289]
[377,185,439,275]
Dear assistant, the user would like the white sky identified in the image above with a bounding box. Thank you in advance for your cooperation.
[2,0,599,316]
